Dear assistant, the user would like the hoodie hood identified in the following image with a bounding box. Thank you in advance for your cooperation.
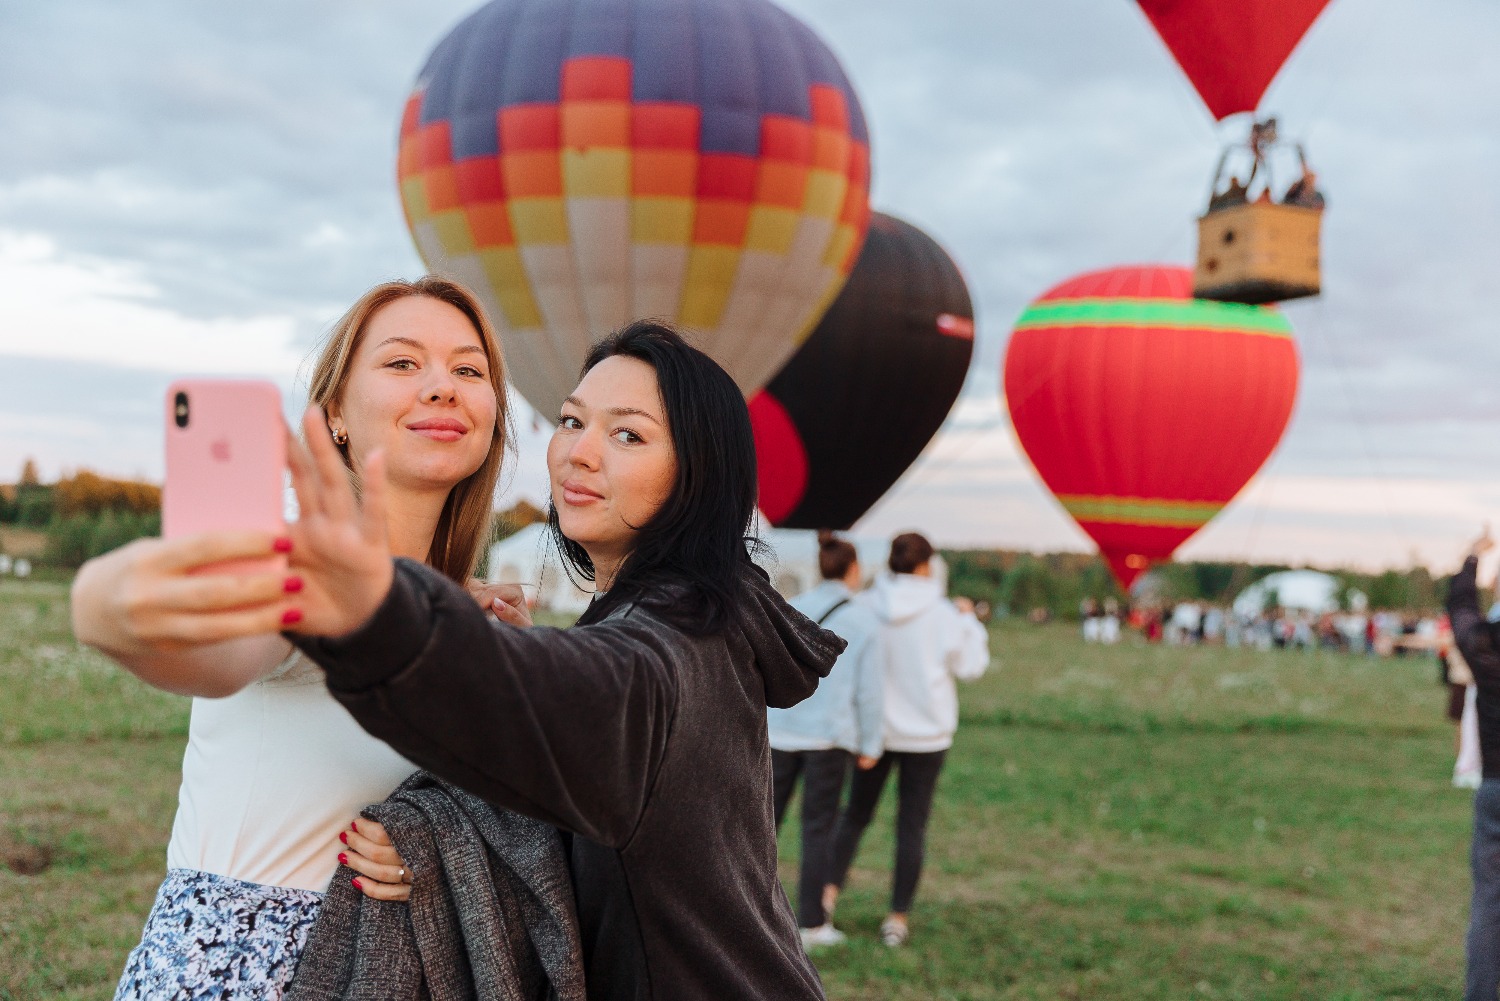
[867,573,945,625]
[739,564,846,709]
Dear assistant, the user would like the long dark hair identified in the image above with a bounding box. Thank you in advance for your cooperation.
[548,320,760,634]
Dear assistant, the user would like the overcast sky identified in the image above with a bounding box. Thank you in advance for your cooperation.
[2,0,1497,571]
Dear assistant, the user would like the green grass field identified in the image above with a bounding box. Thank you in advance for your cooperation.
[0,577,1473,999]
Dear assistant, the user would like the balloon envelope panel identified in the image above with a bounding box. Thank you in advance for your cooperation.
[1004,264,1299,588]
[399,0,872,418]
[1135,0,1332,120]
[752,213,974,529]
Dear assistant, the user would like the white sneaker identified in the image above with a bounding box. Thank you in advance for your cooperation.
[799,924,848,949]
[879,917,909,948]
[1455,768,1484,790]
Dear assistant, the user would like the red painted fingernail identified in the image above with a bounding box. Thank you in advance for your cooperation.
[284,577,303,594]
[351,821,359,832]
[338,852,348,866]
[339,831,348,845]
[352,877,363,890]
[272,537,293,553]
[281,609,303,626]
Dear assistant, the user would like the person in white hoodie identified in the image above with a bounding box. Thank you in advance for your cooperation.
[769,533,886,949]
[825,532,990,948]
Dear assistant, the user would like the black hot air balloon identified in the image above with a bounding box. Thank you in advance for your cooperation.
[750,212,974,529]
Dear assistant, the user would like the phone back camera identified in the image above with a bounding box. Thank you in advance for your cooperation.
[174,392,190,429]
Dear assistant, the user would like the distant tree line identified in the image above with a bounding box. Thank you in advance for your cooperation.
[941,549,1451,621]
[1,460,162,568]
[0,459,1463,608]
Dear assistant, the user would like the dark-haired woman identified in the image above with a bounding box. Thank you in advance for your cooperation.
[179,322,840,999]
[825,532,989,948]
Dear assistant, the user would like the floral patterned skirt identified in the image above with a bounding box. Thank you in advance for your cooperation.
[115,868,323,1000]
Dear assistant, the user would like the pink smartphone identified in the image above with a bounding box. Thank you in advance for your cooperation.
[163,379,287,575]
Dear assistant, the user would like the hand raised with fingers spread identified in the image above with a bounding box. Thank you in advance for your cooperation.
[282,407,396,638]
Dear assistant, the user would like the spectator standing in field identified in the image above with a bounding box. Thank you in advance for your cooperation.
[768,533,885,949]
[825,532,990,948]
[1439,617,1483,789]
[1445,527,1500,999]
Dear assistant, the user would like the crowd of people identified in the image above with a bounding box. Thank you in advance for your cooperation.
[1081,597,1451,658]
[69,277,992,1001]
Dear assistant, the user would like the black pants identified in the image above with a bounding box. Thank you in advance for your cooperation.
[771,748,851,928]
[829,749,947,914]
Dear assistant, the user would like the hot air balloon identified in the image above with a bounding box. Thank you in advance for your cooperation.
[1135,0,1333,121]
[1134,1,1331,305]
[751,212,974,529]
[398,0,872,418]
[1004,265,1298,589]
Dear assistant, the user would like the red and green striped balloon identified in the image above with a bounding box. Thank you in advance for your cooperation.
[1003,264,1299,588]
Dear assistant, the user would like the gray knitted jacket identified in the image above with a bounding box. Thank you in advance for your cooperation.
[285,771,585,1001]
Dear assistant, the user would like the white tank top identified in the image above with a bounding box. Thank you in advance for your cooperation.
[165,650,417,892]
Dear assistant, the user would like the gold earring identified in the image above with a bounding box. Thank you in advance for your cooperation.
[331,427,349,446]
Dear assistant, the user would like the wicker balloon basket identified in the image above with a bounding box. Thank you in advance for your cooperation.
[1194,201,1321,305]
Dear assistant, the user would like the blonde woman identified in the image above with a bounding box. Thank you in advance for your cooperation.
[70,277,520,999]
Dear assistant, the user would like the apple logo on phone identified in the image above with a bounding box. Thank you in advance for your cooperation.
[210,438,232,462]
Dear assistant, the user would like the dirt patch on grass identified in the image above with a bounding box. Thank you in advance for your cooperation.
[0,736,184,999]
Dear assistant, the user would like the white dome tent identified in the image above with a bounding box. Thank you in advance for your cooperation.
[1231,569,1366,617]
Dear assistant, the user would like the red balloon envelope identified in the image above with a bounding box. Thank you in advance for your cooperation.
[1004,265,1299,588]
[752,213,974,529]
[1136,0,1333,120]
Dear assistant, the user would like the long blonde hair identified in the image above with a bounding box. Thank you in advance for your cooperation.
[307,276,513,584]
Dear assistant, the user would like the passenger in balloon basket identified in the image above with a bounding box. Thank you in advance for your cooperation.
[768,532,887,950]
[1445,526,1500,1000]
[1282,167,1325,209]
[825,533,991,948]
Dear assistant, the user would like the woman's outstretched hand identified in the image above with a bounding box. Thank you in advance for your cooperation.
[70,531,297,696]
[282,407,396,639]
[72,533,292,656]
